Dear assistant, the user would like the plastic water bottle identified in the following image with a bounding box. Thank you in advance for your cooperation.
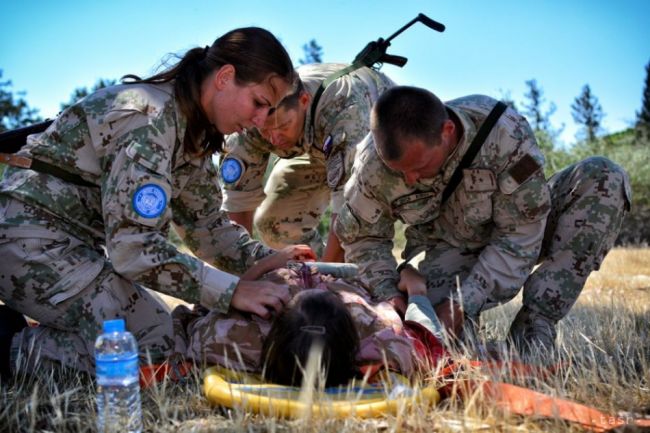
[95,318,143,433]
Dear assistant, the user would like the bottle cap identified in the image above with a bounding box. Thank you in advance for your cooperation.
[103,318,125,333]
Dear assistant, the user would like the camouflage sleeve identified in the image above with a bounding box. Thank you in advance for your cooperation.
[220,131,271,213]
[316,89,374,214]
[102,121,270,314]
[171,157,273,276]
[334,136,401,300]
[457,111,551,316]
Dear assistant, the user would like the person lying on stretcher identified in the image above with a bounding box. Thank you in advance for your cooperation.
[171,259,450,385]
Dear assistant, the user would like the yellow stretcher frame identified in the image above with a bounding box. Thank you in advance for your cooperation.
[203,366,440,419]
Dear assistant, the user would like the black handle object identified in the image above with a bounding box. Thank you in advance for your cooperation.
[383,13,445,46]
[0,119,54,154]
[310,14,446,132]
[353,13,446,69]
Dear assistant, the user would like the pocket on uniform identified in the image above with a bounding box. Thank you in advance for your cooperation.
[393,192,440,225]
[42,237,105,305]
[334,203,360,243]
[458,169,496,226]
[9,234,105,306]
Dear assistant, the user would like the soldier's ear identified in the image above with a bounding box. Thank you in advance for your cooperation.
[299,91,311,110]
[440,119,456,145]
[214,64,235,90]
[442,119,455,135]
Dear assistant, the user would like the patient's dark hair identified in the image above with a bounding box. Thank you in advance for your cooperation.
[261,289,359,387]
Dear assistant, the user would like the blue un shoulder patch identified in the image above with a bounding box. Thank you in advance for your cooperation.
[132,184,167,218]
[220,157,244,184]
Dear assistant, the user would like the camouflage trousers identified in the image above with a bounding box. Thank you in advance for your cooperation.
[0,197,174,374]
[418,156,631,323]
[254,154,330,256]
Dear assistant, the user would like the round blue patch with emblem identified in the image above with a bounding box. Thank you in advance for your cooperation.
[220,157,243,184]
[132,184,167,218]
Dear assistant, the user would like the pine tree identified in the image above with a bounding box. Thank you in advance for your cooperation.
[521,79,562,155]
[571,84,603,143]
[636,60,650,139]
[299,39,323,65]
[522,79,556,133]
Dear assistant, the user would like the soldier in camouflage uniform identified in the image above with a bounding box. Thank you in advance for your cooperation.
[221,63,395,261]
[334,86,631,354]
[0,27,313,375]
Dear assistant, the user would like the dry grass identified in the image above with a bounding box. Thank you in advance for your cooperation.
[1,248,649,432]
[582,247,650,307]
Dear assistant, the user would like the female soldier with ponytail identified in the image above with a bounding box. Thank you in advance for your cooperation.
[0,27,313,376]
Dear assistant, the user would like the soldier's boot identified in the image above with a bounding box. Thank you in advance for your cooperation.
[507,306,558,360]
[0,305,28,379]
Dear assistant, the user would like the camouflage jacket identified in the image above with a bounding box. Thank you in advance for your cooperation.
[0,82,271,312]
[335,95,551,309]
[221,63,395,214]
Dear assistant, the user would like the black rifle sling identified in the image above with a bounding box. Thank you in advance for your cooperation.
[440,101,507,205]
[395,101,507,272]
[30,159,96,188]
[0,119,54,154]
[309,63,364,135]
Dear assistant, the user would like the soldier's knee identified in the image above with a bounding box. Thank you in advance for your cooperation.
[576,156,615,177]
[576,156,631,210]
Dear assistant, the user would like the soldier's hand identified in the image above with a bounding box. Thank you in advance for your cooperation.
[274,244,316,265]
[387,294,407,318]
[435,298,464,339]
[230,280,291,319]
[397,264,427,297]
[241,245,316,281]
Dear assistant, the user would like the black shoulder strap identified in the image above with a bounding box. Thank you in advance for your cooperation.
[309,63,364,134]
[31,159,97,188]
[0,119,54,154]
[440,101,507,205]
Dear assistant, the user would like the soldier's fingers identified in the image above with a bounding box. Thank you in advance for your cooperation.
[273,284,291,304]
[239,297,270,319]
[288,245,316,261]
[256,307,271,320]
[264,295,285,314]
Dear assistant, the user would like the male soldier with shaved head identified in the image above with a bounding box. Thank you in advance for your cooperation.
[335,86,631,356]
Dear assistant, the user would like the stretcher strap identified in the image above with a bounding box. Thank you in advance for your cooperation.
[139,360,194,388]
[437,361,650,432]
[474,380,649,432]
